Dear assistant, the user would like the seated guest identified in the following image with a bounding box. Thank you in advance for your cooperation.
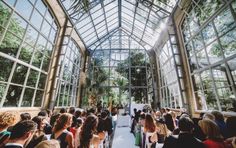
[60,108,67,114]
[97,111,113,136]
[144,114,158,148]
[163,117,204,148]
[26,116,47,148]
[80,115,104,148]
[156,118,171,143]
[74,110,82,119]
[226,116,236,138]
[51,113,74,148]
[74,118,83,148]
[4,120,37,148]
[199,119,229,148]
[164,113,175,132]
[20,113,31,121]
[192,118,206,141]
[68,107,77,133]
[211,111,228,138]
[50,113,60,127]
[35,139,60,148]
[0,112,18,147]
[38,110,52,135]
[203,113,215,121]
[232,137,236,148]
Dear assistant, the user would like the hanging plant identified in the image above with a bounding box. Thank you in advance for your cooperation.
[71,0,90,12]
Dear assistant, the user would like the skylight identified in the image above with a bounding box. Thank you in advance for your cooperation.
[60,0,178,50]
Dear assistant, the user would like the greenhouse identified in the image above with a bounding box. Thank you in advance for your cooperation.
[0,0,236,148]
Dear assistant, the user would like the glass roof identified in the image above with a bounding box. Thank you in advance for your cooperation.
[60,0,178,50]
[92,28,146,50]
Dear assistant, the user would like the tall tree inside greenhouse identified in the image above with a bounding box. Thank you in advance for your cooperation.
[85,57,110,107]
[116,50,148,103]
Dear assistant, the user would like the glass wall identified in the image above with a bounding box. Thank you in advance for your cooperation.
[84,29,154,107]
[0,0,58,107]
[182,0,236,111]
[55,37,81,107]
[158,37,183,109]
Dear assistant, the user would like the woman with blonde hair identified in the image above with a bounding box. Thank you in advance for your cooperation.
[144,114,158,148]
[35,139,60,148]
[199,119,229,148]
[0,111,18,147]
[155,119,171,143]
[51,113,74,148]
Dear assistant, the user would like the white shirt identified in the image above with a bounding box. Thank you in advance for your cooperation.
[5,143,23,148]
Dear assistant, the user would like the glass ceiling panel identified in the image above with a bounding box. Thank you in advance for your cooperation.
[94,29,145,51]
[60,0,178,49]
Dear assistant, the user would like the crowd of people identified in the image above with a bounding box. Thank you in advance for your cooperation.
[1,106,236,148]
[131,108,236,148]
[0,107,117,148]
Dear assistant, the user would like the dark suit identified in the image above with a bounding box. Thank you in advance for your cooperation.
[163,133,205,148]
[4,145,23,148]
[97,117,113,135]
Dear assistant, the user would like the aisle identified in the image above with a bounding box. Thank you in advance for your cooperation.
[112,115,139,148]
[111,115,164,148]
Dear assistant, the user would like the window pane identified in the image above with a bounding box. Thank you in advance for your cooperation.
[219,28,236,58]
[38,73,46,89]
[0,0,58,108]
[30,10,43,30]
[25,26,39,46]
[202,22,216,45]
[34,90,43,107]
[11,64,28,85]
[32,50,43,68]
[204,89,219,110]
[228,58,236,85]
[19,42,34,63]
[15,0,33,20]
[3,85,23,107]
[26,69,39,87]
[21,88,35,107]
[217,87,234,111]
[214,8,236,36]
[0,31,21,57]
[0,83,7,103]
[0,1,12,27]
[0,57,14,82]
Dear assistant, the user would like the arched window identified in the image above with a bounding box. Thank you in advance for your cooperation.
[55,37,81,107]
[181,0,236,112]
[0,0,58,107]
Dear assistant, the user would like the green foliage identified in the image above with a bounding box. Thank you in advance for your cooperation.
[71,0,90,13]
[0,3,10,27]
[194,0,222,25]
[210,43,223,57]
[0,4,50,107]
[116,50,148,103]
[83,56,110,107]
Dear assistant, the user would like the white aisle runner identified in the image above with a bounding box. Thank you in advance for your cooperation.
[112,115,139,148]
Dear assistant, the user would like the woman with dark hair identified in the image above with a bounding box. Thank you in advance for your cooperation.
[164,113,175,132]
[26,116,47,148]
[51,113,74,148]
[79,115,103,148]
[144,114,158,148]
[50,113,61,127]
